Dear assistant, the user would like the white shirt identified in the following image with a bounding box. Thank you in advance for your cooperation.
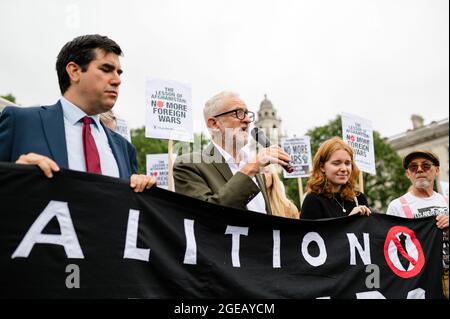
[386,191,448,219]
[60,97,120,178]
[212,141,268,214]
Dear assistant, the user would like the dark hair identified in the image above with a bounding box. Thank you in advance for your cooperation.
[56,34,123,94]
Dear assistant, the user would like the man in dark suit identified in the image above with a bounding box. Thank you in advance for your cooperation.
[174,91,291,214]
[0,34,154,192]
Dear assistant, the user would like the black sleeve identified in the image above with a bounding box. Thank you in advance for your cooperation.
[301,193,323,220]
[357,193,369,207]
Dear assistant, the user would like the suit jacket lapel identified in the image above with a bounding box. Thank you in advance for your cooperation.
[103,125,127,178]
[203,143,272,215]
[40,102,69,168]
[203,143,233,181]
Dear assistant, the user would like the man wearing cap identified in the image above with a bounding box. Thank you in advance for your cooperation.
[386,150,449,298]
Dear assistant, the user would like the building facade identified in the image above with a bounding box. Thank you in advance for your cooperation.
[387,115,449,191]
[254,94,284,145]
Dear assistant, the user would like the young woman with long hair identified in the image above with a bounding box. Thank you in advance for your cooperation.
[301,137,371,219]
[264,165,300,219]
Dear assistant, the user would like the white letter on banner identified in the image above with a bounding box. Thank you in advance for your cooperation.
[123,209,150,261]
[356,291,386,299]
[183,219,197,265]
[407,288,425,299]
[12,201,84,259]
[225,226,249,268]
[273,230,281,268]
[301,232,327,266]
[346,233,371,265]
[357,288,425,299]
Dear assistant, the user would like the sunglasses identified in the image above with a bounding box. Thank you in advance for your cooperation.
[407,162,434,173]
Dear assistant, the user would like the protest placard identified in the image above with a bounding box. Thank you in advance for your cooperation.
[145,78,193,143]
[146,153,176,190]
[281,137,312,178]
[341,112,376,175]
[115,117,131,142]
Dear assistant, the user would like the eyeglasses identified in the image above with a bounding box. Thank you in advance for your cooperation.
[214,108,255,122]
[407,162,434,173]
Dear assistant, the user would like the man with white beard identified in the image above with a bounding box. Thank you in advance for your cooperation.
[173,91,291,215]
[387,150,449,298]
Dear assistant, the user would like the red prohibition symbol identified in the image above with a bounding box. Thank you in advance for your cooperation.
[384,226,425,278]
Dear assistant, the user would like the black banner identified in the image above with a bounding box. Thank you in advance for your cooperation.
[0,163,443,299]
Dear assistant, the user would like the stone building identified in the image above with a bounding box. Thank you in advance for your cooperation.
[254,94,284,145]
[387,115,449,191]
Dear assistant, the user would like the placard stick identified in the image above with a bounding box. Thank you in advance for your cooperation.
[359,171,364,193]
[298,177,304,207]
[168,140,174,191]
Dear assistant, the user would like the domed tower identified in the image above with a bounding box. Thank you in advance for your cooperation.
[254,94,284,145]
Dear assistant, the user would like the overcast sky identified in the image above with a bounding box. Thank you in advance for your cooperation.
[1,0,448,139]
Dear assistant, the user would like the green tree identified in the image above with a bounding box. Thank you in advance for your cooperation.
[283,116,410,213]
[131,127,168,174]
[1,93,16,103]
[131,127,209,174]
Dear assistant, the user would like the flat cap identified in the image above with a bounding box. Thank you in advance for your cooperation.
[403,150,440,169]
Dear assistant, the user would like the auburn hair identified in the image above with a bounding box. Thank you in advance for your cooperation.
[306,136,360,201]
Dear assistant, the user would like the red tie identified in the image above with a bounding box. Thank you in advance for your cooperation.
[82,116,102,174]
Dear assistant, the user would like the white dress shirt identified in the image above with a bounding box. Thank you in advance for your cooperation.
[60,97,120,178]
[212,141,268,214]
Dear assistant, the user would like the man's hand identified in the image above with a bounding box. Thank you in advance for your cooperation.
[15,153,60,178]
[130,174,157,192]
[436,214,449,230]
[241,145,291,177]
[256,145,291,167]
